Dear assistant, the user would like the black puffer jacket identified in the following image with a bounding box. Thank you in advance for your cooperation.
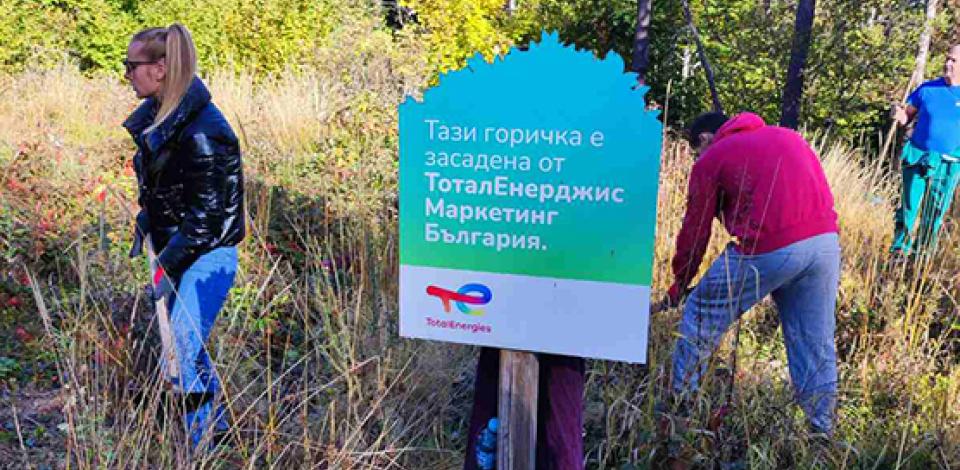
[123,77,245,278]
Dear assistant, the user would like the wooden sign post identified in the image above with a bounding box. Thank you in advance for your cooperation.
[498,350,538,469]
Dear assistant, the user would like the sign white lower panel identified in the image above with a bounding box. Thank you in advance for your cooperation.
[400,264,650,363]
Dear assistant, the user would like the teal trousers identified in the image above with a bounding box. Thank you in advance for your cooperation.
[891,155,960,255]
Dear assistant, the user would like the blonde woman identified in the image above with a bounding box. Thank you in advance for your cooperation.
[122,23,244,450]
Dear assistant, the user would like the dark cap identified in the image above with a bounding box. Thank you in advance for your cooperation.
[687,112,729,148]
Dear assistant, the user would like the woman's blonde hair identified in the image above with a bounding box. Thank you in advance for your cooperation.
[131,23,198,132]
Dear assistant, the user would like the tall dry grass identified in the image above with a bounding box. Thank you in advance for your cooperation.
[1,23,959,469]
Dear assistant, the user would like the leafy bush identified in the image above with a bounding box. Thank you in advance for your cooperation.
[400,0,512,74]
[0,356,20,380]
[0,0,379,75]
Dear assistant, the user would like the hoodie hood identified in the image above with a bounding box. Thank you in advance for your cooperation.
[713,112,766,143]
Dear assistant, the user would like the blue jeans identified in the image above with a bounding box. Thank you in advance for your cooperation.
[166,246,238,449]
[670,233,840,434]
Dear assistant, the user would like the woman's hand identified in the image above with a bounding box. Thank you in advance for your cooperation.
[152,264,174,301]
[890,103,910,126]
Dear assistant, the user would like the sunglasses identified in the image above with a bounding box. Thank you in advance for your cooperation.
[123,58,161,73]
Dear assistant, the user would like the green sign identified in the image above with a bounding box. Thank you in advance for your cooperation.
[399,32,662,363]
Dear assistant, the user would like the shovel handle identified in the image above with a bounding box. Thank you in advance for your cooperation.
[144,236,180,385]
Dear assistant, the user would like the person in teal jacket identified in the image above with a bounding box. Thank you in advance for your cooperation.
[891,44,960,257]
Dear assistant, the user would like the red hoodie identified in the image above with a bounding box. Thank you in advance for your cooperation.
[668,113,838,302]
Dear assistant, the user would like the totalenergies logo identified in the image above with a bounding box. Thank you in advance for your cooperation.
[426,283,492,316]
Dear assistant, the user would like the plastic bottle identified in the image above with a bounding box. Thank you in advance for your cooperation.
[475,417,499,469]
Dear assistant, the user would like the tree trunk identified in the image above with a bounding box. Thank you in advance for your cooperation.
[505,0,516,15]
[951,0,960,46]
[779,0,816,129]
[880,0,939,161]
[912,0,939,87]
[680,0,723,113]
[631,0,653,85]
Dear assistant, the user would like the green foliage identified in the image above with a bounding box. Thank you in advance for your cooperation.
[0,356,20,380]
[69,0,139,72]
[136,0,352,74]
[509,0,934,142]
[0,0,375,75]
[0,0,74,70]
[0,0,949,141]
[0,0,136,72]
[400,0,512,73]
[795,0,929,138]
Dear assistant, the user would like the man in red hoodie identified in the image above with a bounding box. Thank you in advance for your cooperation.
[660,112,841,435]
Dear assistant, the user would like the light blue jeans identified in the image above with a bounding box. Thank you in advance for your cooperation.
[165,246,237,449]
[670,233,840,434]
